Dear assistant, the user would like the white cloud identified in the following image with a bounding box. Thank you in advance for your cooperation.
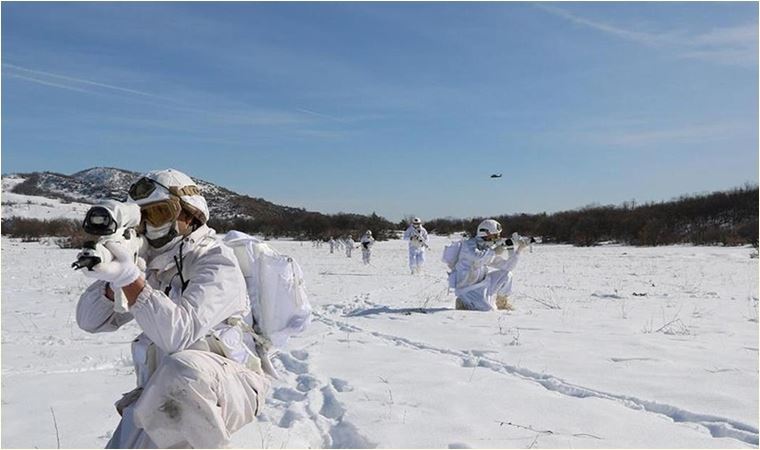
[2,63,317,129]
[692,24,757,47]
[4,72,94,95]
[535,4,757,67]
[2,63,175,101]
[594,121,752,147]
[295,108,345,122]
[535,4,674,47]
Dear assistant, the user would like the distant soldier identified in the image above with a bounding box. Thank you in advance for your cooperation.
[329,237,336,254]
[403,217,429,274]
[345,235,354,258]
[360,230,375,265]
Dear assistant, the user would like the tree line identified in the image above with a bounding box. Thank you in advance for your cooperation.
[3,184,757,247]
[208,212,397,241]
[423,184,758,247]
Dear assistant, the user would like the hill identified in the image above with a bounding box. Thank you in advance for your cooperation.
[2,168,397,240]
[9,167,304,221]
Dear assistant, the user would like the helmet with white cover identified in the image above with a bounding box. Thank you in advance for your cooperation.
[412,217,422,226]
[127,168,209,226]
[476,219,502,239]
[366,230,372,236]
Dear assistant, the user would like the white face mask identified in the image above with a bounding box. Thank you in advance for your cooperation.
[476,237,492,250]
[144,221,182,249]
[145,222,173,240]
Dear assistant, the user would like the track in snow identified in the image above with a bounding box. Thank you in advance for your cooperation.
[314,311,759,446]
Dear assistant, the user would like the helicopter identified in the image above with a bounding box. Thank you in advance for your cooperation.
[490,173,502,178]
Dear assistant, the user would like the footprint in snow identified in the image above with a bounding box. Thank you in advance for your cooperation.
[319,385,346,419]
[331,378,353,392]
[276,352,309,375]
[291,349,309,361]
[461,357,478,368]
[328,420,377,448]
[273,387,307,402]
[296,374,320,392]
[268,348,375,448]
[278,403,307,428]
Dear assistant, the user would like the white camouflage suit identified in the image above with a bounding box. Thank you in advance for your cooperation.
[450,237,520,311]
[402,225,428,273]
[360,233,375,264]
[76,225,270,448]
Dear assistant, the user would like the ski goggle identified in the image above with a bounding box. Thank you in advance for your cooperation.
[140,198,182,227]
[478,228,501,241]
[128,177,201,201]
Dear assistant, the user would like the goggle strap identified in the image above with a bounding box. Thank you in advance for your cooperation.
[131,177,201,200]
[169,185,201,197]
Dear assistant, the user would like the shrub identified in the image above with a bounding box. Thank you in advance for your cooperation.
[2,217,81,240]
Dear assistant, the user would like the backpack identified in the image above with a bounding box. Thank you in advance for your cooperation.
[442,240,464,290]
[441,239,463,271]
[222,230,311,349]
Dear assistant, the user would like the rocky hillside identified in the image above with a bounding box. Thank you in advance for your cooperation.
[7,167,307,221]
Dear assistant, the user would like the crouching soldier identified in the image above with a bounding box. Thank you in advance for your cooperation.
[446,219,528,311]
[76,169,270,448]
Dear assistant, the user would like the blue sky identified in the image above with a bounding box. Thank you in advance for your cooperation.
[2,2,757,221]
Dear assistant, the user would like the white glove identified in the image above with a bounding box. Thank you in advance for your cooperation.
[513,232,529,254]
[82,241,142,288]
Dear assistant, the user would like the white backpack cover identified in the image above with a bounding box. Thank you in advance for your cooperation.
[223,230,311,349]
[441,240,463,270]
[442,240,464,290]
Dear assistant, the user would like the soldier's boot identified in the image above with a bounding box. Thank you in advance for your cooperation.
[495,295,514,311]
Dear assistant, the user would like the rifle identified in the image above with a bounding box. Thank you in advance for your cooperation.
[72,200,145,313]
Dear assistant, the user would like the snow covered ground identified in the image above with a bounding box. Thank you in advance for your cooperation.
[2,176,92,221]
[1,234,758,448]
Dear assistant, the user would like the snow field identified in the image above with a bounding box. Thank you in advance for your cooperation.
[1,235,757,448]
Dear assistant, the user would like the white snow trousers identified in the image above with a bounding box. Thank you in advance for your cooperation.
[408,246,425,271]
[362,248,371,264]
[455,268,513,311]
[346,246,352,257]
[107,350,269,449]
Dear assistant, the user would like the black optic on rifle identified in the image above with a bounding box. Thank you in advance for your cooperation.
[82,206,117,236]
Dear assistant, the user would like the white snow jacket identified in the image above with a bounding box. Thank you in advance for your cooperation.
[452,237,520,291]
[76,225,260,386]
[360,234,375,250]
[403,225,429,249]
